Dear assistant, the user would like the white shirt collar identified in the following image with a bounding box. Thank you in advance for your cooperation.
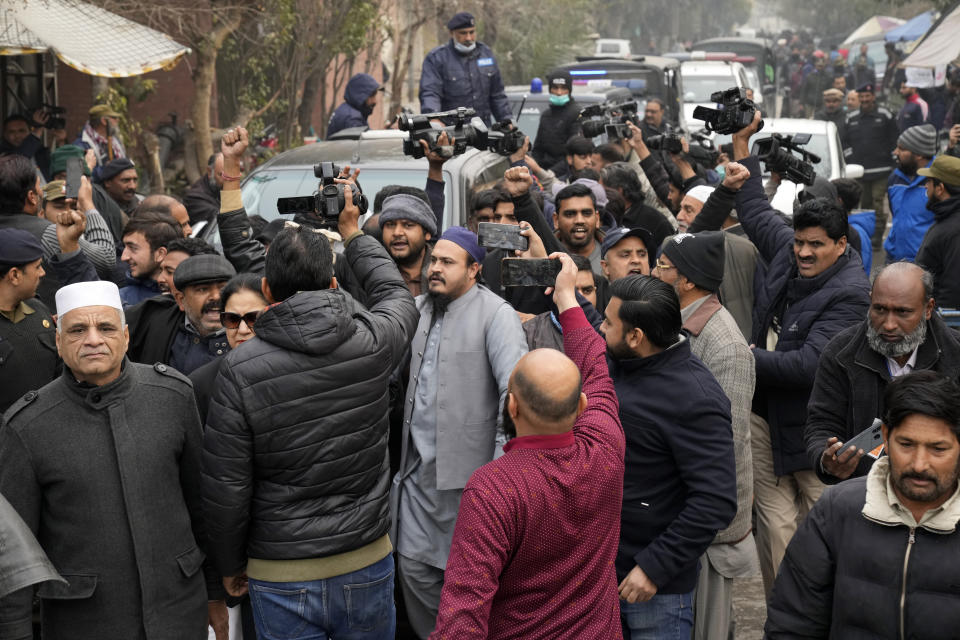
[886,346,919,378]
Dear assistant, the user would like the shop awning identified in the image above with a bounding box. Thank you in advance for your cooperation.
[884,10,936,43]
[902,2,960,68]
[842,16,905,45]
[0,0,189,77]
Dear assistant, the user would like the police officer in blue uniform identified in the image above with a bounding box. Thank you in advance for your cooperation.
[419,11,512,126]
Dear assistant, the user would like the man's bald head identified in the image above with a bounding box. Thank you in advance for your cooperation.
[872,262,933,302]
[507,349,585,437]
[138,194,192,237]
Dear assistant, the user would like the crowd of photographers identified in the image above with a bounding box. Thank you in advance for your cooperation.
[3,9,960,640]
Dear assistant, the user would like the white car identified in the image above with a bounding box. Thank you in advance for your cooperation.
[711,118,865,214]
[680,60,754,126]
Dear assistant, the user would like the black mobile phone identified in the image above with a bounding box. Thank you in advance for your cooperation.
[65,156,83,199]
[501,258,561,287]
[478,222,528,252]
[838,418,884,462]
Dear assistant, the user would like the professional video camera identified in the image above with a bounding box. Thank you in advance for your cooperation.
[646,133,684,154]
[686,129,720,167]
[32,104,66,130]
[488,122,531,156]
[692,87,763,135]
[397,107,489,159]
[578,101,641,141]
[752,133,820,186]
[276,162,368,229]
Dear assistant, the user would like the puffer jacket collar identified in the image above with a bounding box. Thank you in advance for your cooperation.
[930,192,960,223]
[862,456,960,533]
[254,288,359,355]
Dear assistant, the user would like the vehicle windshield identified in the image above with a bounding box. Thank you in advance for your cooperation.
[241,167,452,219]
[750,133,832,180]
[683,74,738,103]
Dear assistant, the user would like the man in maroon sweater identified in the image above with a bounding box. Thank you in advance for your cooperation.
[430,253,625,639]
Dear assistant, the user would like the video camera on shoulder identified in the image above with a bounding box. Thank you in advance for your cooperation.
[693,87,763,135]
[752,133,820,186]
[398,107,490,159]
[578,101,640,141]
[276,162,368,229]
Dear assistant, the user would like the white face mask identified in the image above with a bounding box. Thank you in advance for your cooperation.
[453,41,476,54]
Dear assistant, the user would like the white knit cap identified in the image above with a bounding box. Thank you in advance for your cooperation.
[55,281,123,318]
[685,185,716,204]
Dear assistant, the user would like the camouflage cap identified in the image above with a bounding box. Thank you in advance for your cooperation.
[42,180,67,201]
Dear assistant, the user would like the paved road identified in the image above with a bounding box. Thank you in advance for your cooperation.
[732,575,768,639]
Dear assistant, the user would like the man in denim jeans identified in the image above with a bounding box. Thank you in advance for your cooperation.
[604,275,737,639]
[201,128,418,639]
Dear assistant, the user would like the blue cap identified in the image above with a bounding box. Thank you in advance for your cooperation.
[439,226,486,264]
[447,11,475,30]
[600,226,655,267]
[0,229,43,266]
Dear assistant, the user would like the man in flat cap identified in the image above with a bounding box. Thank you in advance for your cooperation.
[815,88,847,134]
[917,155,960,308]
[391,226,527,637]
[125,253,234,374]
[419,11,512,126]
[0,228,58,413]
[97,158,141,215]
[74,103,126,168]
[653,232,757,640]
[843,82,900,253]
[0,280,218,639]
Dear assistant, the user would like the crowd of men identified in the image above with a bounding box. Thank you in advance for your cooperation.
[3,9,960,640]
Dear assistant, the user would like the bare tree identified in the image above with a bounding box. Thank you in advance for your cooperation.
[385,0,446,118]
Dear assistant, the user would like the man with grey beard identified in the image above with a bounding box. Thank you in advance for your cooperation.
[805,262,960,483]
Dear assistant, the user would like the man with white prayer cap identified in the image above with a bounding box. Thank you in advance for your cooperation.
[0,280,221,639]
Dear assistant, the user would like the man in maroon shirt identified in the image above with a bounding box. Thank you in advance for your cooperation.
[430,253,625,639]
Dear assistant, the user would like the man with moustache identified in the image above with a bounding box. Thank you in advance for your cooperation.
[600,226,654,283]
[884,124,937,263]
[723,111,871,597]
[766,371,960,639]
[806,262,960,483]
[97,158,141,215]
[391,226,527,638]
[155,237,219,296]
[125,253,234,374]
[379,193,437,296]
[553,183,605,272]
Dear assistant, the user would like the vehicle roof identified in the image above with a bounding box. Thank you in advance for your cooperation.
[257,133,490,171]
[693,37,772,49]
[757,118,832,135]
[559,55,680,70]
[503,86,633,101]
[680,61,743,75]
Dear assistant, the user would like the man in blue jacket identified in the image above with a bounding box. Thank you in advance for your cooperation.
[418,12,511,126]
[884,123,937,263]
[326,73,383,138]
[724,111,871,598]
[607,275,736,640]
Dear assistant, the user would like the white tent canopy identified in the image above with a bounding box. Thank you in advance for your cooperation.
[0,0,189,77]
[902,2,960,68]
[843,16,905,45]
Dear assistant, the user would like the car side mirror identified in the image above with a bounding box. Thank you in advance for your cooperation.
[844,163,865,179]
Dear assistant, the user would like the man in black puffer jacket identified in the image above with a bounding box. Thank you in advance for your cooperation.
[766,371,960,639]
[723,112,871,598]
[201,146,418,637]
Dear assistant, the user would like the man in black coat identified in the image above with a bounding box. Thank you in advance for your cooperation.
[0,280,213,639]
[806,262,960,484]
[532,70,581,170]
[916,155,960,309]
[202,127,418,638]
[125,253,234,374]
[766,371,960,639]
[723,111,871,597]
[607,275,736,639]
[183,153,223,228]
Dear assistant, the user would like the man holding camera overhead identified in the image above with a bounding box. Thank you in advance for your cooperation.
[419,11,512,126]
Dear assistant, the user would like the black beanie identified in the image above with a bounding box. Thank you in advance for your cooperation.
[662,231,725,292]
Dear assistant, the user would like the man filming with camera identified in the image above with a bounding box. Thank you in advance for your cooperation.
[722,109,871,598]
[202,127,419,639]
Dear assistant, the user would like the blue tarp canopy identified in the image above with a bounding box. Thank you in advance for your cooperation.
[885,10,935,42]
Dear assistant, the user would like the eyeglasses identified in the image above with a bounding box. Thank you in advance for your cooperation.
[220,310,261,330]
[654,260,676,271]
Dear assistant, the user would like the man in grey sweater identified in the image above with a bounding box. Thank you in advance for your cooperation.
[654,231,758,639]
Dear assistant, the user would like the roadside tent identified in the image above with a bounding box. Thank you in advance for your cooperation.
[884,10,936,43]
[843,16,905,45]
[902,2,960,68]
[0,0,189,76]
